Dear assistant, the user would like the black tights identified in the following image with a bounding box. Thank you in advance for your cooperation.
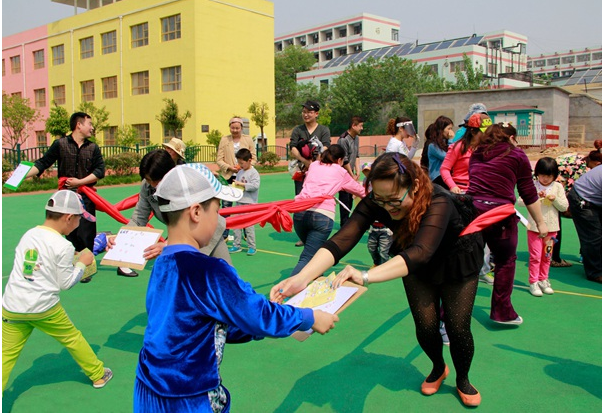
[403,274,478,394]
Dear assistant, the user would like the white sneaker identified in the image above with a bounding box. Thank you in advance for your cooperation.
[538,279,554,295]
[529,282,543,297]
[493,316,523,325]
[479,272,495,285]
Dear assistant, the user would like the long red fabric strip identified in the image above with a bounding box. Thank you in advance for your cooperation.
[460,204,517,236]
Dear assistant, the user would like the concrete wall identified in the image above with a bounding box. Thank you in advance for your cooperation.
[569,94,602,146]
[416,86,571,146]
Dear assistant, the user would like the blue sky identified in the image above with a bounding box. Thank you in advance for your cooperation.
[2,0,601,56]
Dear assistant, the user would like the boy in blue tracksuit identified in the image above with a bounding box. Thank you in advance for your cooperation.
[134,164,338,412]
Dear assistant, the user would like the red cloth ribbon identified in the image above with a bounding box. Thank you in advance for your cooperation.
[221,196,332,232]
[460,204,517,236]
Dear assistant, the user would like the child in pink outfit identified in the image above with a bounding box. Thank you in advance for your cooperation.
[291,144,366,276]
[525,158,569,296]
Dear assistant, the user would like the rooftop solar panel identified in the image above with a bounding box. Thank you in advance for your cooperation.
[408,45,425,54]
[464,36,483,45]
[423,43,439,52]
[451,38,468,47]
[437,40,455,50]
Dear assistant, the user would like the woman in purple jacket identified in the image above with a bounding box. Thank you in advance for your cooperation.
[467,123,548,325]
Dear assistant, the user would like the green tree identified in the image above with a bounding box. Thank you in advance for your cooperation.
[116,125,140,147]
[206,129,222,148]
[2,92,40,149]
[328,56,452,134]
[156,98,192,139]
[77,101,110,141]
[248,102,269,147]
[275,45,316,103]
[453,54,489,90]
[45,103,70,138]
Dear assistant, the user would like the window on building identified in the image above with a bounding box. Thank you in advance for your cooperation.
[324,31,333,41]
[163,125,182,140]
[322,50,333,61]
[561,56,574,64]
[104,126,117,146]
[131,71,149,95]
[313,52,319,61]
[488,62,498,74]
[392,29,399,42]
[102,31,117,54]
[2,59,5,76]
[527,61,532,69]
[52,45,65,65]
[33,50,45,69]
[534,59,546,67]
[562,70,574,77]
[12,92,22,98]
[311,33,319,44]
[592,52,602,61]
[352,44,362,53]
[550,72,560,78]
[34,88,46,108]
[102,76,118,99]
[547,57,560,66]
[36,131,47,147]
[276,42,283,51]
[339,28,347,38]
[133,123,150,146]
[161,66,181,92]
[353,24,362,35]
[450,60,465,73]
[161,14,181,42]
[297,36,306,46]
[337,48,347,57]
[131,23,149,48]
[81,80,95,101]
[505,66,512,73]
[320,79,329,89]
[427,64,438,74]
[53,85,66,105]
[576,54,590,62]
[10,56,21,74]
[80,37,94,59]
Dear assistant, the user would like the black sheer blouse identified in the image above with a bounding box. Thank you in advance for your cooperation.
[322,186,484,284]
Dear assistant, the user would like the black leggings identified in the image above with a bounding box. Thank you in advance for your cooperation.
[402,273,478,391]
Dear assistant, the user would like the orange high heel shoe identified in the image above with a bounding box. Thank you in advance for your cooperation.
[457,387,481,407]
[421,365,449,395]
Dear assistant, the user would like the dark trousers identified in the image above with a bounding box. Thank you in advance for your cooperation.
[568,189,602,279]
[338,191,354,228]
[66,193,96,252]
[475,202,520,322]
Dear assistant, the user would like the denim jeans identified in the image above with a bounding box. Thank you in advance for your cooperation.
[367,227,392,265]
[568,188,602,279]
[291,211,334,276]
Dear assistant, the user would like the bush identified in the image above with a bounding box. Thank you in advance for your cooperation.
[258,151,280,168]
[105,152,141,176]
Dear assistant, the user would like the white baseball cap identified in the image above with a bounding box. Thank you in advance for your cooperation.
[45,190,96,222]
[156,164,243,212]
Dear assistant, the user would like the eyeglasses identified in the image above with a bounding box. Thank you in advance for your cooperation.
[370,188,410,207]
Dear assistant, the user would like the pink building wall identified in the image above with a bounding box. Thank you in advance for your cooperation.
[2,26,50,149]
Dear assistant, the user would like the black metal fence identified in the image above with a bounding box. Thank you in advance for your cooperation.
[2,143,292,169]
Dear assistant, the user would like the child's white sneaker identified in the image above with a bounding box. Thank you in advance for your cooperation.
[529,282,543,297]
[538,279,554,295]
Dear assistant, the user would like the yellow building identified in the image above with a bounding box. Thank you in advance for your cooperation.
[5,0,275,146]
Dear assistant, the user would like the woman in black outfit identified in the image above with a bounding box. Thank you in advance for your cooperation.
[271,153,484,407]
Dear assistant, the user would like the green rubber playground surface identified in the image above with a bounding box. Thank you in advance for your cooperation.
[2,172,601,412]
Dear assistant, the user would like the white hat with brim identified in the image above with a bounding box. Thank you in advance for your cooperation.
[162,138,186,159]
[46,190,96,222]
[156,164,243,212]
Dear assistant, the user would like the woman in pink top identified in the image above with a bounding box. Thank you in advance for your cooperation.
[440,113,491,194]
[292,144,366,275]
